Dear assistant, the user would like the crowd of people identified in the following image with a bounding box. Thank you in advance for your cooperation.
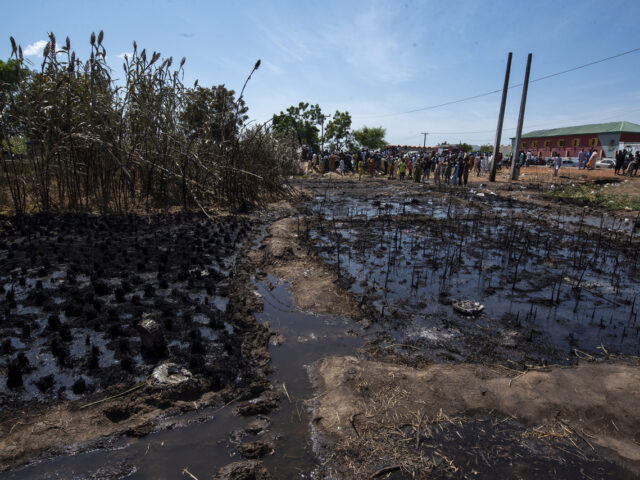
[615,149,640,176]
[305,149,500,185]
[303,147,640,180]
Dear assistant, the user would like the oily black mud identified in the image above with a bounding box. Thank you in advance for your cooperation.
[0,212,274,470]
[2,179,639,479]
[298,178,640,368]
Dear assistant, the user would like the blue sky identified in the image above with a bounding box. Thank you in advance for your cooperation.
[3,0,640,146]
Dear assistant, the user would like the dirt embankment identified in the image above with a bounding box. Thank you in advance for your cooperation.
[311,356,640,478]
[247,211,365,323]
[447,165,640,216]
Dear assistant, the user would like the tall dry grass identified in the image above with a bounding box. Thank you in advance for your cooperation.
[0,32,288,215]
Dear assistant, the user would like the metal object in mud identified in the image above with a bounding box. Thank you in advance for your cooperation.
[138,313,166,353]
[453,300,484,316]
[152,362,192,385]
[213,460,271,480]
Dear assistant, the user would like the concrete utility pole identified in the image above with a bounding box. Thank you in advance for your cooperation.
[510,53,533,181]
[489,52,513,182]
[421,132,429,149]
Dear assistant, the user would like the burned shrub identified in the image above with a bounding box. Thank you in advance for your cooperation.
[189,330,205,355]
[120,355,134,373]
[108,324,122,337]
[6,359,23,389]
[163,317,173,331]
[33,290,46,306]
[1,338,14,354]
[118,338,130,353]
[72,377,87,394]
[47,314,61,331]
[16,351,30,370]
[64,303,77,317]
[92,299,103,312]
[144,284,154,298]
[114,287,126,303]
[94,281,110,296]
[87,345,100,370]
[107,309,119,322]
[51,335,70,367]
[188,354,205,374]
[21,322,31,339]
[59,323,73,342]
[34,374,55,393]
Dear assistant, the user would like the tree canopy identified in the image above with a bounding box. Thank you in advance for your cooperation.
[325,110,352,151]
[271,102,323,149]
[460,143,473,153]
[0,58,22,90]
[353,126,387,151]
[0,58,26,133]
[479,144,494,153]
[182,85,247,143]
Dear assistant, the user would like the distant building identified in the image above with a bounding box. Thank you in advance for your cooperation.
[434,143,459,154]
[385,145,430,153]
[512,121,640,158]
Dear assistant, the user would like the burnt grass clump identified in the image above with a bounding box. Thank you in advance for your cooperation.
[301,178,640,368]
[0,212,255,403]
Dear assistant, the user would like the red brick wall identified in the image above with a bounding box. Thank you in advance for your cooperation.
[620,133,640,143]
[519,133,603,158]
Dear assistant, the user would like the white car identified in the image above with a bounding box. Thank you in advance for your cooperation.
[595,158,614,169]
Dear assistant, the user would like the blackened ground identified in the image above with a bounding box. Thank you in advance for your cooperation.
[298,178,640,369]
[0,212,275,470]
[2,178,639,479]
[0,213,251,404]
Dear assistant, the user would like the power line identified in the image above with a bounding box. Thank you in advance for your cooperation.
[390,105,640,145]
[425,105,640,135]
[378,47,640,118]
[378,90,503,117]
[526,47,640,85]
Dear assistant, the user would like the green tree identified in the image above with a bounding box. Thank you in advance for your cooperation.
[460,142,473,153]
[479,144,493,154]
[353,126,386,150]
[182,84,248,143]
[325,110,352,151]
[0,58,25,154]
[271,102,323,149]
[0,58,27,132]
[0,58,21,90]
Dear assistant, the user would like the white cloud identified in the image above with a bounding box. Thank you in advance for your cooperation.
[322,4,417,85]
[117,52,133,60]
[249,14,306,63]
[24,40,47,57]
[262,60,282,75]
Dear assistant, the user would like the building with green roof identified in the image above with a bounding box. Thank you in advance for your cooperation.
[511,121,640,158]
